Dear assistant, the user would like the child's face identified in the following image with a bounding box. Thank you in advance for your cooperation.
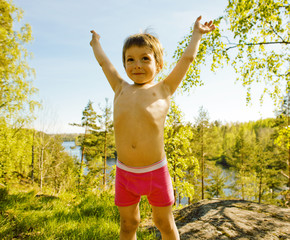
[125,46,159,85]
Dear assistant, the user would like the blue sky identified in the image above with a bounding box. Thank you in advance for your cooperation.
[13,0,275,133]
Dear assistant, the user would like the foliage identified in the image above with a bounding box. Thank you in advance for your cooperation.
[221,119,287,204]
[0,0,42,189]
[275,93,290,148]
[174,0,290,105]
[273,93,290,187]
[206,167,228,198]
[0,0,39,123]
[190,107,224,200]
[71,99,116,192]
[0,119,33,184]
[164,101,199,203]
[50,133,81,142]
[0,119,78,194]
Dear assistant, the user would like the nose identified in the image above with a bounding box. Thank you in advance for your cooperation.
[134,60,141,68]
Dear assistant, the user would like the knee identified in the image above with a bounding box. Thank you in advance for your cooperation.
[154,216,175,234]
[120,217,140,233]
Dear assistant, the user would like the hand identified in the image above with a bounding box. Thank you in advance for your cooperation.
[90,30,101,46]
[193,16,215,35]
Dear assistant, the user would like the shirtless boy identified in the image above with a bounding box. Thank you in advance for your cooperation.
[90,16,215,240]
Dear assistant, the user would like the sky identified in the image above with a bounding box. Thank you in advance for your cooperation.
[13,0,276,134]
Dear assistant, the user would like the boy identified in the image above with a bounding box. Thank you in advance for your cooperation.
[90,16,215,240]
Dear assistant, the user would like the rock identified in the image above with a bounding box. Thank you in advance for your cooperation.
[142,199,290,240]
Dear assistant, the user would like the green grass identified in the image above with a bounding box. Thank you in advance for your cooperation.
[0,189,156,239]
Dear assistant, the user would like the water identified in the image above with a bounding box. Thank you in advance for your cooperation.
[62,141,82,159]
[62,141,117,168]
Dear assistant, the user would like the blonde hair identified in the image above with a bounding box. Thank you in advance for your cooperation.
[122,33,163,71]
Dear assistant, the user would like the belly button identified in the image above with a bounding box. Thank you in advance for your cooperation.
[131,144,136,149]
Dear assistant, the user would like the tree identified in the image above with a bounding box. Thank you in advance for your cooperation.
[274,92,290,187]
[254,138,281,203]
[0,0,39,122]
[207,167,228,198]
[0,124,33,184]
[0,0,39,185]
[44,136,78,193]
[72,99,115,191]
[192,106,211,200]
[165,101,199,204]
[95,98,114,189]
[229,125,255,200]
[70,100,98,187]
[174,0,289,105]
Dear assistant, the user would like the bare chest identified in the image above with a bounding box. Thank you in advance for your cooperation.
[114,85,170,126]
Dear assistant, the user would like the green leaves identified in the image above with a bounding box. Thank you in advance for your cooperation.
[174,0,289,105]
[0,0,39,123]
[165,101,198,202]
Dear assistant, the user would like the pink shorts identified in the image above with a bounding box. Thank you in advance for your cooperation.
[115,158,175,207]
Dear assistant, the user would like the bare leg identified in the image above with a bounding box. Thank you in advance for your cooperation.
[152,205,179,240]
[118,203,140,240]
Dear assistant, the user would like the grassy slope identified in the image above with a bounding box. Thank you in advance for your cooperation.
[0,189,156,240]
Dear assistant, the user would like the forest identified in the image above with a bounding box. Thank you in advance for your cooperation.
[1,99,289,206]
[1,0,289,239]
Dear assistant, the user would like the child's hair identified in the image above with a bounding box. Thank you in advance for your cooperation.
[122,32,163,72]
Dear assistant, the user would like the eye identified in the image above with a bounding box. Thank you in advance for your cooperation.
[142,56,150,61]
[127,58,134,62]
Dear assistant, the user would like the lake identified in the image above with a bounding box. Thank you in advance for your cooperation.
[62,141,117,168]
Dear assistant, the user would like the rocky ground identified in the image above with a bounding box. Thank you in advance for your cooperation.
[141,199,290,240]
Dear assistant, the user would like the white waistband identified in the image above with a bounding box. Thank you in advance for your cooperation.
[116,157,167,173]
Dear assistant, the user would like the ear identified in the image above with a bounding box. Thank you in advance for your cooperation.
[156,63,163,73]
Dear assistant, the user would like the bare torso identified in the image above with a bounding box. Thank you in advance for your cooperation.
[114,81,171,167]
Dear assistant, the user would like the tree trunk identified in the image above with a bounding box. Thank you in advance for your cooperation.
[31,131,35,183]
[80,146,85,177]
[241,152,245,200]
[40,147,44,192]
[201,124,205,200]
[79,125,88,189]
[258,174,263,204]
[288,144,290,188]
[103,130,107,189]
[173,160,176,205]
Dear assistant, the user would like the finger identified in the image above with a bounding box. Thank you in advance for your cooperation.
[204,22,208,26]
[197,15,202,21]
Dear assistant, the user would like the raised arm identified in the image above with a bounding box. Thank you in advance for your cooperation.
[163,16,215,95]
[90,31,125,92]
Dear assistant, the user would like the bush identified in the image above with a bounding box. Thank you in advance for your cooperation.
[0,186,9,201]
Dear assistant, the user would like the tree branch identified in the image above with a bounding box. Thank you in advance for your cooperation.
[280,170,289,179]
[278,5,290,8]
[225,41,290,51]
[268,21,286,42]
